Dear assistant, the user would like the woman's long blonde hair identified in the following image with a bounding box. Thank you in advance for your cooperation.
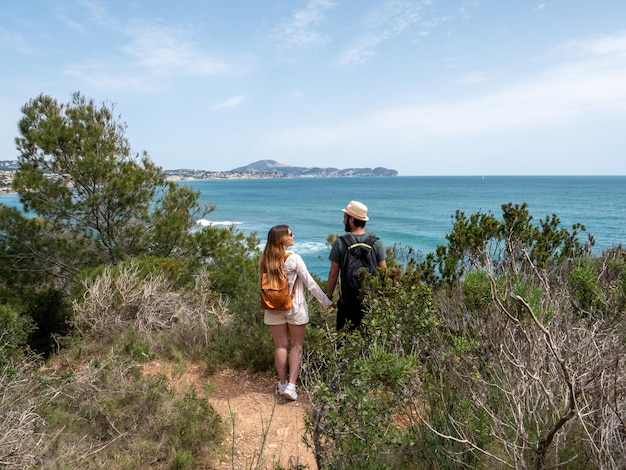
[259,225,291,286]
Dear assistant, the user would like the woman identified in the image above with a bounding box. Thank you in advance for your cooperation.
[260,225,333,401]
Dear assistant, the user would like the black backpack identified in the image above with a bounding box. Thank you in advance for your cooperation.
[339,234,379,302]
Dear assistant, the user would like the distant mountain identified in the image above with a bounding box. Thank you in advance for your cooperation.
[230,160,292,172]
[228,160,398,177]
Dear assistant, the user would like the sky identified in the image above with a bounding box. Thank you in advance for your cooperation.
[1,1,626,176]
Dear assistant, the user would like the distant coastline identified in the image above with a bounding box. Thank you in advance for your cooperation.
[0,160,16,194]
[0,159,399,193]
[163,159,398,180]
[163,170,397,181]
[0,160,398,194]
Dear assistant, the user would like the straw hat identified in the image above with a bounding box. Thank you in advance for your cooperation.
[342,200,369,221]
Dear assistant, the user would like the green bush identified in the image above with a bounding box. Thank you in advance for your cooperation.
[191,225,261,301]
[462,269,492,311]
[166,387,223,456]
[569,259,602,316]
[25,288,72,357]
[303,268,437,468]
[37,353,223,468]
[0,303,33,364]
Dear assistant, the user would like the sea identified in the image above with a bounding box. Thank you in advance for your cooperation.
[1,176,624,278]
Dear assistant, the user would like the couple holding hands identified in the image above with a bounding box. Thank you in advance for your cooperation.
[259,200,386,401]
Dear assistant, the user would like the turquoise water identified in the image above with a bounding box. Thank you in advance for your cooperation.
[182,176,626,277]
[2,176,624,277]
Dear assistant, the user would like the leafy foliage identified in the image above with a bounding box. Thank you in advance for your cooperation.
[0,303,34,364]
[431,202,593,283]
[36,354,223,468]
[304,203,626,470]
[9,92,213,284]
[303,267,437,468]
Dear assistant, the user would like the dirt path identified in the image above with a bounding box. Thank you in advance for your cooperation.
[145,362,317,469]
[207,369,316,470]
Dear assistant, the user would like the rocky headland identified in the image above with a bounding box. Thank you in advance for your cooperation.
[163,159,398,180]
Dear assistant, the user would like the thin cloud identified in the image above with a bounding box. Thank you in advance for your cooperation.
[79,0,113,26]
[570,32,626,57]
[335,0,424,66]
[270,0,336,49]
[58,1,241,91]
[0,27,33,54]
[53,1,89,35]
[66,20,238,91]
[54,14,88,34]
[454,71,493,85]
[65,61,155,91]
[210,96,245,110]
[121,21,230,76]
[273,32,626,146]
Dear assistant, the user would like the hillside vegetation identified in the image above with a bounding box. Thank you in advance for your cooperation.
[2,93,626,469]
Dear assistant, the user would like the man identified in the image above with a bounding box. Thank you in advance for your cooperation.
[326,200,386,331]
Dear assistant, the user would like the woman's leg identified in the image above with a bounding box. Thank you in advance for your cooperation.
[269,324,289,384]
[287,324,306,384]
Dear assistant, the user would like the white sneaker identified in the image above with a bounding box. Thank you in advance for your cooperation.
[278,381,288,395]
[284,383,298,401]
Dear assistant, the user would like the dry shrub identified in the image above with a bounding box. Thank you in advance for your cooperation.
[417,266,626,469]
[72,263,231,340]
[0,354,50,468]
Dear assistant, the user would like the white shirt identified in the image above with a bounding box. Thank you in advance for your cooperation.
[284,251,333,316]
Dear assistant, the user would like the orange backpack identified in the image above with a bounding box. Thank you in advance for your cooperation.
[260,253,297,311]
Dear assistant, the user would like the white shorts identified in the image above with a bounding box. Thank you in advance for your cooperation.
[264,308,309,326]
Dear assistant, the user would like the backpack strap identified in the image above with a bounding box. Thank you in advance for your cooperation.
[340,234,378,250]
[363,235,378,249]
[340,234,355,249]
